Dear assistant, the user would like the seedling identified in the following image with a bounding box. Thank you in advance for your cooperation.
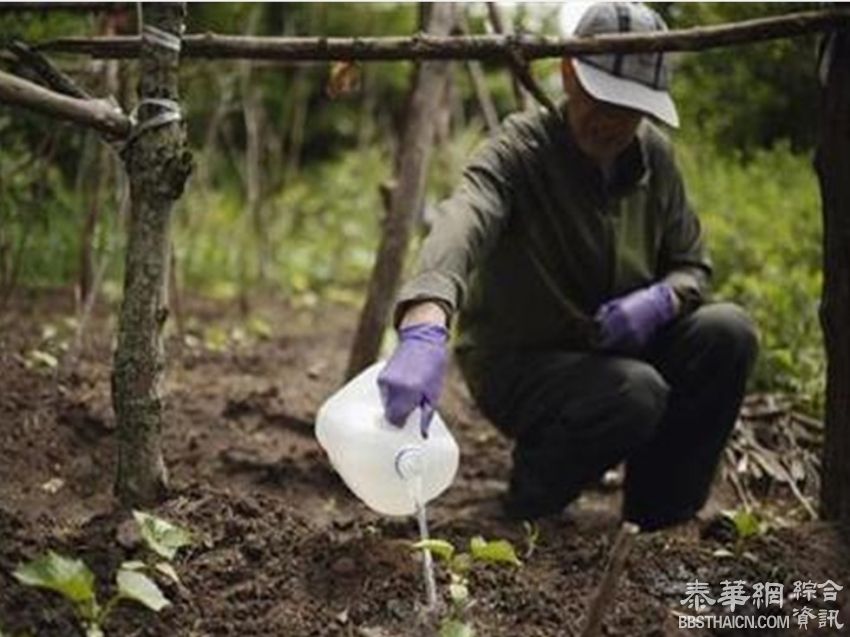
[712,507,766,562]
[413,535,522,637]
[12,512,192,637]
[128,510,193,585]
[522,521,541,559]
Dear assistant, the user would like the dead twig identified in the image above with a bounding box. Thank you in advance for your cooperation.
[8,40,92,99]
[505,45,559,114]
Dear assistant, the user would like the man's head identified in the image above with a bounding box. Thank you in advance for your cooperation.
[561,2,678,164]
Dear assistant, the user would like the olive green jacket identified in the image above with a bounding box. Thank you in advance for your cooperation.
[395,106,712,393]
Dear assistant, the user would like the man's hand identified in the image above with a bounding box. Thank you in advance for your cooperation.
[595,282,678,353]
[378,302,449,438]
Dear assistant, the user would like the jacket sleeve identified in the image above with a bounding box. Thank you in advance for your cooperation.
[657,146,713,315]
[393,123,520,327]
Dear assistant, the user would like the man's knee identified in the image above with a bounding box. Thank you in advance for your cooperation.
[689,303,759,369]
[609,360,670,442]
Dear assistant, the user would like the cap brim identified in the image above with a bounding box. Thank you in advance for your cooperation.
[573,59,680,129]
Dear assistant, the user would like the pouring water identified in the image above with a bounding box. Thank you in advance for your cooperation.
[315,362,459,611]
[400,457,438,611]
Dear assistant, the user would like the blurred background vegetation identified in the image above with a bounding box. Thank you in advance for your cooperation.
[0,3,824,413]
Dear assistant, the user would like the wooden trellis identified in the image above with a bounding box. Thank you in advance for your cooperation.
[0,4,848,527]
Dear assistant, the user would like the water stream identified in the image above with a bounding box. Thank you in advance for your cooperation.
[406,475,438,610]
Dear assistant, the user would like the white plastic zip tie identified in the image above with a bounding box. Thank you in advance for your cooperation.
[142,24,182,53]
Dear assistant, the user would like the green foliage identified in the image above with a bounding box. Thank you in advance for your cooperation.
[133,511,193,561]
[726,508,765,540]
[713,507,767,561]
[521,521,540,559]
[468,536,522,567]
[412,538,455,562]
[412,534,521,635]
[178,143,388,300]
[14,551,105,636]
[13,551,98,614]
[440,619,476,637]
[11,513,191,636]
[115,570,170,612]
[677,140,824,414]
[660,3,818,154]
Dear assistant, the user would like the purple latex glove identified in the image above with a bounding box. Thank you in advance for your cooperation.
[377,323,449,438]
[595,282,677,353]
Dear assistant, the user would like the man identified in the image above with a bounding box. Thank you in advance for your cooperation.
[377,2,758,532]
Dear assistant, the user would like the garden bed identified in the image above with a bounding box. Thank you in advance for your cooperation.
[1,291,848,636]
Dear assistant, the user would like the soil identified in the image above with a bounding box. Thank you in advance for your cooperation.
[1,290,849,637]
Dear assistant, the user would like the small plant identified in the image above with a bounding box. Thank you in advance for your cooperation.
[12,512,192,637]
[522,521,540,560]
[712,507,766,562]
[413,535,522,637]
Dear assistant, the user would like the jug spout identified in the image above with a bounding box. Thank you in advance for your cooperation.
[394,446,424,481]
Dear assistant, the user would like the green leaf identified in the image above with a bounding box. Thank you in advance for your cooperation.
[119,560,146,572]
[154,562,181,585]
[721,508,763,540]
[450,553,472,574]
[86,626,104,637]
[14,551,96,605]
[133,511,193,561]
[246,317,272,339]
[440,619,476,637]
[27,350,58,369]
[469,536,522,567]
[411,539,455,562]
[522,521,540,558]
[448,581,469,604]
[116,570,170,612]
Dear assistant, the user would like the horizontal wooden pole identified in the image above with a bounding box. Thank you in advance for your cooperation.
[0,69,130,138]
[33,8,850,62]
[0,3,127,12]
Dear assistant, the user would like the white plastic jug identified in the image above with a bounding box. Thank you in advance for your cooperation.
[315,361,460,516]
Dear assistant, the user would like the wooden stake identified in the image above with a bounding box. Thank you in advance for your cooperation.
[580,522,640,637]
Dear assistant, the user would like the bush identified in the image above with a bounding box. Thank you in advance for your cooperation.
[677,139,824,414]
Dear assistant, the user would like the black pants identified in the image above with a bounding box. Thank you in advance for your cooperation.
[468,303,759,531]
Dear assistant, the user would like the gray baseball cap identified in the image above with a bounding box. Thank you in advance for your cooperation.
[572,2,679,128]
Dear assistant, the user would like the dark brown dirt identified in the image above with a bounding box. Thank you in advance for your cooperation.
[1,291,849,636]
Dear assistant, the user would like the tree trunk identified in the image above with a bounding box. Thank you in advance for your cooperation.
[817,30,850,528]
[78,15,120,307]
[345,3,454,380]
[112,2,192,507]
[240,6,267,286]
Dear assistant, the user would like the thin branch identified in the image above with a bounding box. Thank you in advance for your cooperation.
[486,2,527,110]
[8,40,92,99]
[0,3,127,13]
[33,8,850,61]
[505,47,558,114]
[0,69,130,138]
[455,11,499,134]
